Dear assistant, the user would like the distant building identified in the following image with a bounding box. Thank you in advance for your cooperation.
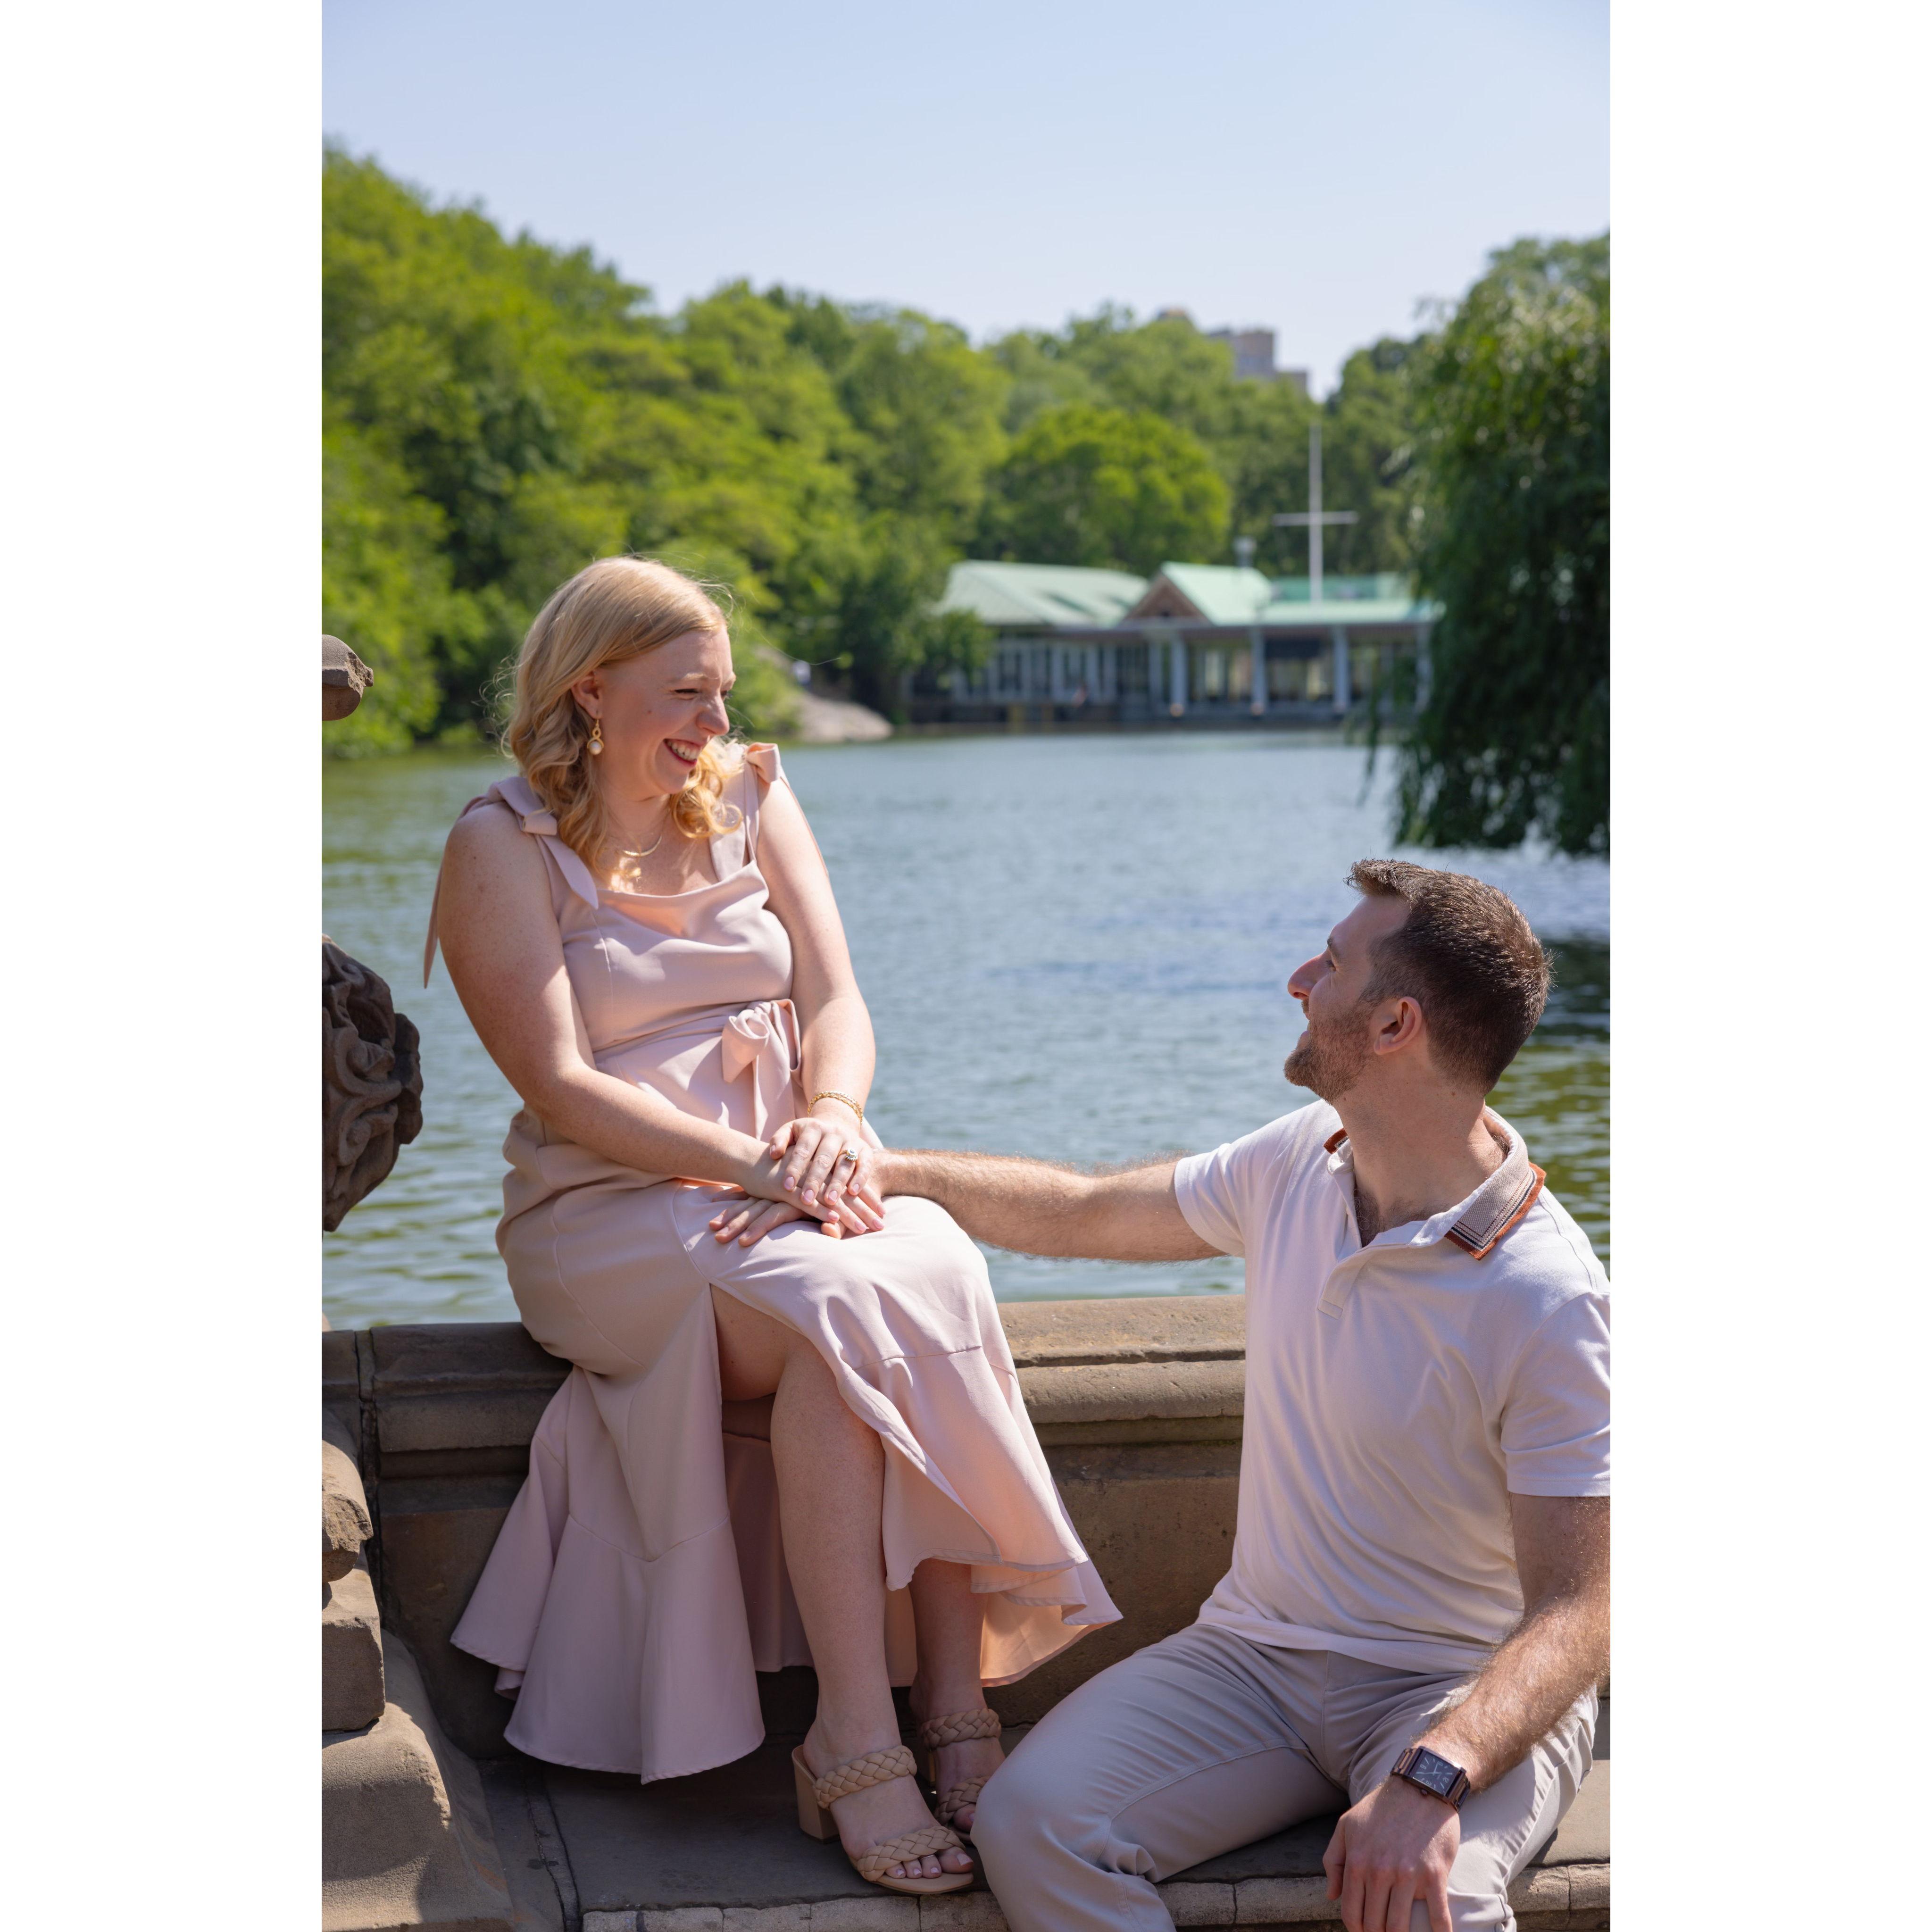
[1205,326,1309,394]
[915,560,1438,727]
[1158,310,1310,393]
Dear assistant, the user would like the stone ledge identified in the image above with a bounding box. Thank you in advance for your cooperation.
[580,1855,1611,1930]
[542,1720,1604,1930]
[341,1301,1251,1465]
[999,1296,1246,1368]
[323,1557,386,1732]
[1018,1357,1244,1433]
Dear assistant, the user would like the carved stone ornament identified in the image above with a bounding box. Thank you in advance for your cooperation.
[323,634,374,721]
[323,939,424,1232]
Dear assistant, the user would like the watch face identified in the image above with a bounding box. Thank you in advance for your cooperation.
[1407,1750,1458,1796]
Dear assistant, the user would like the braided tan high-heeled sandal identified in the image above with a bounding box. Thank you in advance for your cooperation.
[790,1743,973,1897]
[916,1707,1005,1835]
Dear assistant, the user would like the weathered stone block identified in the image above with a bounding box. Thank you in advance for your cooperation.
[1232,1874,1333,1922]
[370,1322,570,1457]
[324,1436,373,1584]
[323,1332,363,1450]
[1161,1879,1238,1924]
[1000,1295,1245,1366]
[1019,1357,1245,1442]
[376,1474,526,1759]
[916,1895,1006,1929]
[794,1902,914,1930]
[1565,1860,1609,1910]
[584,1916,639,1932]
[324,634,375,720]
[323,1557,386,1732]
[323,1631,513,1931]
[1507,1866,1570,1914]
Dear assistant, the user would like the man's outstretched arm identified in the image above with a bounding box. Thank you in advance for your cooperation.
[875,1149,1218,1263]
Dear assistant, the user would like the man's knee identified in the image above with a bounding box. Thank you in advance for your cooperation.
[971,1751,1051,1856]
[973,1740,1107,1869]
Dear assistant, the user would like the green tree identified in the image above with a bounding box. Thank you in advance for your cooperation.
[1395,236,1609,856]
[324,157,847,743]
[989,306,1240,447]
[781,515,990,717]
[765,296,1009,534]
[324,148,634,732]
[978,403,1229,575]
[322,419,475,753]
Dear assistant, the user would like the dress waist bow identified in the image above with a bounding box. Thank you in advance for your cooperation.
[719,998,803,1141]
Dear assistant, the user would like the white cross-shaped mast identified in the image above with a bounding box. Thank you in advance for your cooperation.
[1273,421,1356,606]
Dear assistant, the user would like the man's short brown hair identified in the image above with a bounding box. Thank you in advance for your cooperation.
[1347,859,1551,1090]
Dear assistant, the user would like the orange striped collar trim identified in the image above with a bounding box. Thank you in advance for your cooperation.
[1324,1111,1543,1261]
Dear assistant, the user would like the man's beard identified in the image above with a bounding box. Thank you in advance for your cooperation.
[1284,1004,1373,1101]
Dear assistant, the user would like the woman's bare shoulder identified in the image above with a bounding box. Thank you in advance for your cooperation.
[444,795,543,879]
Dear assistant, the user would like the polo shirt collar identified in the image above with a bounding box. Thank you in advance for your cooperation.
[1321,1110,1546,1262]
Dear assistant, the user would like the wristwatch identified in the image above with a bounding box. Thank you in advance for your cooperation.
[1391,1745,1470,1809]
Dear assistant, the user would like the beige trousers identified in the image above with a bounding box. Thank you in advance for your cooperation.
[973,1623,1594,1932]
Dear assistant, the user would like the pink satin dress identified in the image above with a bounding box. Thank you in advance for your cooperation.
[424,745,1118,1783]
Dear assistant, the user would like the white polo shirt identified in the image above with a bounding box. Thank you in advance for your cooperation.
[1174,1100,1609,1675]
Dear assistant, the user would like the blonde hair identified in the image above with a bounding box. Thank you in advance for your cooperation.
[505,557,741,876]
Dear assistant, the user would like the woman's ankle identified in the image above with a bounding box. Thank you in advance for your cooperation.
[909,1674,989,1722]
[806,1703,903,1766]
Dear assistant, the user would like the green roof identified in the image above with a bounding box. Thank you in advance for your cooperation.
[1149,566,1433,626]
[938,561,1148,628]
[1150,564,1277,623]
[937,558,1438,631]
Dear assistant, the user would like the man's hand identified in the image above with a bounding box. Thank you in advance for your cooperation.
[1323,1777,1459,1932]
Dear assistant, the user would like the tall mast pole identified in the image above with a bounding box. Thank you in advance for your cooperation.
[1308,420,1324,608]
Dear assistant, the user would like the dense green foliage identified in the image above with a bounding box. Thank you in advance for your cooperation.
[322,150,1428,745]
[1394,237,1610,856]
[978,403,1228,573]
[325,149,1607,840]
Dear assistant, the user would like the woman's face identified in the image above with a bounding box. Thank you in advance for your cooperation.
[573,629,735,799]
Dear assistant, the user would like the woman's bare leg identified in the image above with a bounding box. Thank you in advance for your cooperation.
[711,1288,970,1880]
[908,1559,1003,1834]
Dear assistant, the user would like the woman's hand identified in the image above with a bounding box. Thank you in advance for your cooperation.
[727,1125,882,1241]
[708,1193,825,1248]
[768,1103,886,1232]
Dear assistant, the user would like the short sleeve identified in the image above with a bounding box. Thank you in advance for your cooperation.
[1174,1114,1304,1257]
[1500,1292,1611,1496]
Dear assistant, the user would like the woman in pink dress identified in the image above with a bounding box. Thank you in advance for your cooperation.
[425,557,1117,1897]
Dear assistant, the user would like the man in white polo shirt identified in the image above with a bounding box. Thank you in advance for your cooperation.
[874,861,1609,1932]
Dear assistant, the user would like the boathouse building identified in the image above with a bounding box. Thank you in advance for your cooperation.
[910,560,1440,727]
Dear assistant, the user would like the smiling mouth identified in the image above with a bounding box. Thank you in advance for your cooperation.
[666,739,702,766]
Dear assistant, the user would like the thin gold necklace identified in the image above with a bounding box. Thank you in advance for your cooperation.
[612,805,672,874]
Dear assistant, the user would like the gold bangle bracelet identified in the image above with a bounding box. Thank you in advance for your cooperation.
[810,1091,865,1123]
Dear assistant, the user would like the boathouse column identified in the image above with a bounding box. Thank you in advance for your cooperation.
[1169,629,1188,715]
[1249,626,1267,717]
[1332,626,1351,716]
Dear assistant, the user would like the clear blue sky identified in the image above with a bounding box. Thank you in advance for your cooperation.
[323,0,1607,396]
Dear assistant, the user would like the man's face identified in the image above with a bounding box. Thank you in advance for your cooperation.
[1283,895,1410,1100]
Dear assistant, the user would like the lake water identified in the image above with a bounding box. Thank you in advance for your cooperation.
[323,734,1608,1327]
